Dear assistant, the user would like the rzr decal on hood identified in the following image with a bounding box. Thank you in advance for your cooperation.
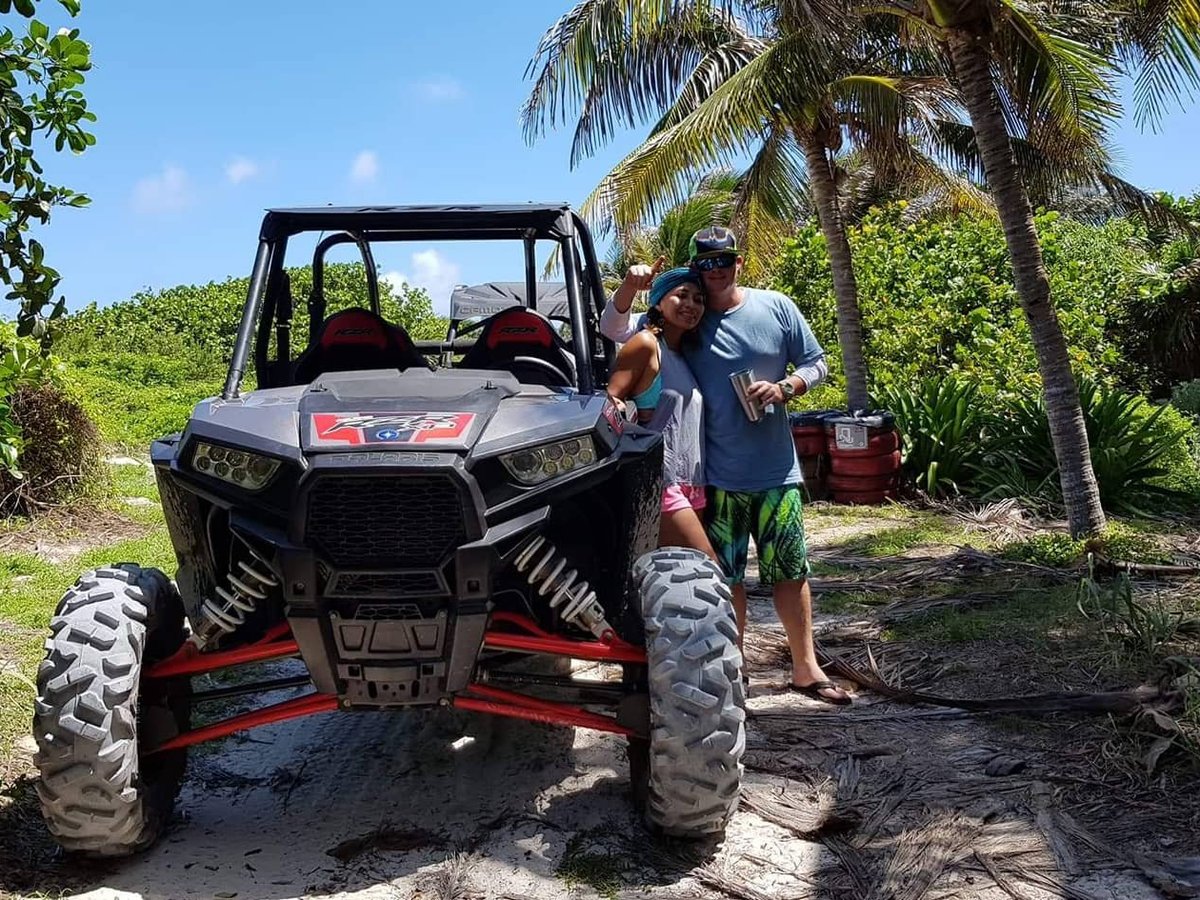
[309,412,476,447]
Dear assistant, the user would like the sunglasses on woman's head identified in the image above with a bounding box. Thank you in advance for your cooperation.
[693,254,737,272]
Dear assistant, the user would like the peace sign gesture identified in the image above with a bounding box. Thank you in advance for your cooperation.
[623,255,668,292]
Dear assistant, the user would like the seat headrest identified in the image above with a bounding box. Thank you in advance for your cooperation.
[484,308,556,350]
[319,309,401,350]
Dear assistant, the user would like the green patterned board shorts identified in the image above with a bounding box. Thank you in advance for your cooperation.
[707,484,810,586]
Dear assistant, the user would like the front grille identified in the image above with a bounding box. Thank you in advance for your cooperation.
[352,603,425,620]
[305,473,467,568]
[327,570,446,598]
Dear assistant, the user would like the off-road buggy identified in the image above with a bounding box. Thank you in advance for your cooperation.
[33,204,745,857]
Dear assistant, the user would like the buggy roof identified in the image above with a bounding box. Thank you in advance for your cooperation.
[259,203,577,240]
[450,282,570,321]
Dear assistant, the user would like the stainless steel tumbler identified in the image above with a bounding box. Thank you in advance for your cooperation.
[730,368,766,422]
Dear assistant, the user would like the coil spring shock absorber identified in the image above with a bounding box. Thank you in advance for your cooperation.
[514,536,616,643]
[193,543,280,648]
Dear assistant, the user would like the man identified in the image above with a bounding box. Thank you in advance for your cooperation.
[601,227,849,705]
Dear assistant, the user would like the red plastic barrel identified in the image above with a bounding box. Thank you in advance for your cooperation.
[790,410,839,502]
[824,412,901,505]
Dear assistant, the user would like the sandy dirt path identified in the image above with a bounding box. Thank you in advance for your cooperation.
[65,671,830,900]
[50,535,1173,900]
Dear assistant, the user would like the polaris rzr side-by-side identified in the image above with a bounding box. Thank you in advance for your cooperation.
[32,204,745,857]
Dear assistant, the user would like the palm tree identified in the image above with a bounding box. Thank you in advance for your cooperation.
[522,2,953,413]
[850,0,1126,535]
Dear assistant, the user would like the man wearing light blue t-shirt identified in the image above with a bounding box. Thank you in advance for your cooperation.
[601,227,850,705]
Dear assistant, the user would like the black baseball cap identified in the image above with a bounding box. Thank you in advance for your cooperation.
[688,226,739,260]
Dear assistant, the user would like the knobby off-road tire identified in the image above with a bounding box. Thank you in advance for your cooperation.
[33,564,191,857]
[632,548,745,837]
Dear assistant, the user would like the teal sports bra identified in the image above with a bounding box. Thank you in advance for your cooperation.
[631,340,663,409]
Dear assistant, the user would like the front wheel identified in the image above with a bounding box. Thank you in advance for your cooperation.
[632,548,745,837]
[33,564,191,857]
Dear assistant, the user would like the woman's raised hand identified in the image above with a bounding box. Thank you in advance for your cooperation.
[623,255,667,291]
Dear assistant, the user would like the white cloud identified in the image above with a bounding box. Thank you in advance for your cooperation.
[384,249,461,313]
[131,165,192,215]
[225,156,260,185]
[412,75,465,103]
[349,150,379,185]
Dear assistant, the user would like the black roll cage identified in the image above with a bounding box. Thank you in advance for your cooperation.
[225,204,614,399]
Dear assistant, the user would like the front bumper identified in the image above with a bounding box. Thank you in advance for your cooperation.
[156,428,662,708]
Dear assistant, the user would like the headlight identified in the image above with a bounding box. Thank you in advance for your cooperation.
[500,436,597,486]
[191,442,281,491]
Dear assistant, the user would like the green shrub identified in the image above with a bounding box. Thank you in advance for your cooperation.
[874,376,985,496]
[1115,193,1200,393]
[976,380,1197,516]
[55,262,447,364]
[1000,525,1175,568]
[972,391,1061,507]
[1173,380,1200,420]
[0,382,101,516]
[62,359,222,450]
[773,205,1149,399]
[0,322,65,476]
[1147,403,1200,498]
[50,261,450,450]
[1000,532,1084,568]
[1085,523,1175,564]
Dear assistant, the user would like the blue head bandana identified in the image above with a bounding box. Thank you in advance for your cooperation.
[648,266,703,307]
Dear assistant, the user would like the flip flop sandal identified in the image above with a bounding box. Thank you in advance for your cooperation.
[789,680,852,706]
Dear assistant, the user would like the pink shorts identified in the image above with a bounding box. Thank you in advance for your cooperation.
[661,483,707,514]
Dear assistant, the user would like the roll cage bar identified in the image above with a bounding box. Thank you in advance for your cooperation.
[224,204,612,400]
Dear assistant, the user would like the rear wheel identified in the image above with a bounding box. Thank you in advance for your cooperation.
[33,565,191,857]
[632,548,745,837]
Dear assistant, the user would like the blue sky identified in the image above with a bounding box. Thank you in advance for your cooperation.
[28,1,1200,317]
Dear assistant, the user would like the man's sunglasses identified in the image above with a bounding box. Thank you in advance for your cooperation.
[693,254,737,272]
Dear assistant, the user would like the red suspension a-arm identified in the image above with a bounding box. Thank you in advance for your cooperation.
[146,622,298,679]
[142,612,646,752]
[456,682,636,736]
[484,611,646,664]
[149,692,338,754]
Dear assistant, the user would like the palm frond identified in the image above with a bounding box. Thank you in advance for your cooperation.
[831,73,958,156]
[991,0,1120,156]
[521,0,702,150]
[731,124,810,279]
[843,135,993,221]
[772,0,857,35]
[589,169,740,279]
[647,25,768,135]
[1095,172,1200,234]
[1118,0,1200,129]
[926,118,1193,233]
[566,8,762,165]
[928,116,1096,200]
[856,2,944,39]
[598,28,834,228]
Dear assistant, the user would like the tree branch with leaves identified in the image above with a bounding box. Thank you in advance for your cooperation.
[0,0,93,345]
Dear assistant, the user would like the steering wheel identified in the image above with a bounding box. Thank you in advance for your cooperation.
[500,355,573,388]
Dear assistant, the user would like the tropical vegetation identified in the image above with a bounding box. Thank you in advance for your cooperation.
[522,0,1200,537]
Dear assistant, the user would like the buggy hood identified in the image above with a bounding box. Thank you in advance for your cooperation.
[189,369,606,460]
[297,369,603,456]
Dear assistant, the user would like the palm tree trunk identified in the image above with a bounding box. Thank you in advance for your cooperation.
[800,132,871,412]
[946,29,1106,537]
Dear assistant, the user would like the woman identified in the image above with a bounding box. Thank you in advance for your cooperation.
[606,266,715,559]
